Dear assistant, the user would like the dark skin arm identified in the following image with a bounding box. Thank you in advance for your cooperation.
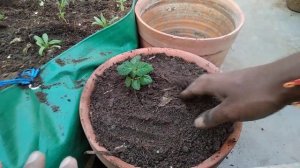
[180,52,300,128]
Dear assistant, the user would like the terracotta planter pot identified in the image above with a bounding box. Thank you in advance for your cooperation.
[287,0,300,12]
[135,0,245,67]
[80,47,242,168]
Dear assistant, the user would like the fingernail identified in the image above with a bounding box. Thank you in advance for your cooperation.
[194,116,206,128]
[59,156,78,168]
[179,90,191,99]
[180,90,187,96]
[24,151,45,168]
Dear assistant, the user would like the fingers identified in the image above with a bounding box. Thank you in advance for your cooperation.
[194,100,237,128]
[24,151,78,168]
[180,74,215,99]
[59,156,78,168]
[24,151,45,168]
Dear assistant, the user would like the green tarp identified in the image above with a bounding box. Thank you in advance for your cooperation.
[0,1,138,167]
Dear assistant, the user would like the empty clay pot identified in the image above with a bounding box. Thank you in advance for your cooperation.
[80,47,242,168]
[287,0,300,12]
[135,0,245,67]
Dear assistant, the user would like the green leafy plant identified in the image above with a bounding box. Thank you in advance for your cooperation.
[92,13,118,28]
[57,0,68,23]
[0,12,5,21]
[33,33,62,56]
[116,0,127,11]
[117,56,154,90]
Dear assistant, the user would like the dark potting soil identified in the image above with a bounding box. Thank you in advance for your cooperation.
[90,54,233,168]
[0,0,132,80]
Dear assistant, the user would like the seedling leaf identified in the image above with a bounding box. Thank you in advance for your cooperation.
[49,40,62,45]
[39,46,46,56]
[136,62,154,76]
[42,33,48,44]
[117,61,133,76]
[34,35,44,46]
[132,80,141,90]
[130,56,141,64]
[140,75,153,86]
[51,45,62,49]
[125,76,132,87]
[100,13,107,25]
[94,16,101,23]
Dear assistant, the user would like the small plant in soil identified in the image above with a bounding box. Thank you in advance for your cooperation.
[34,33,62,56]
[57,0,68,23]
[116,0,127,11]
[0,12,5,21]
[39,0,45,7]
[92,13,118,28]
[117,56,154,90]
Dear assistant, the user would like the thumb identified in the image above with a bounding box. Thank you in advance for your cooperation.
[194,100,236,128]
[180,75,214,99]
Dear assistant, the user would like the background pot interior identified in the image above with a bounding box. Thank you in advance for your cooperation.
[137,0,243,38]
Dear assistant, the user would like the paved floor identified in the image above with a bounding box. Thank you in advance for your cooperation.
[219,0,300,167]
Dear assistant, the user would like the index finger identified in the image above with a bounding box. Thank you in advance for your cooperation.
[180,74,214,99]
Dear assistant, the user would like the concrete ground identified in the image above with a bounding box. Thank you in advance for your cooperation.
[219,0,300,167]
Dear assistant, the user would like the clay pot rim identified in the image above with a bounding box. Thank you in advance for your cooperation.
[135,0,245,41]
[80,47,242,168]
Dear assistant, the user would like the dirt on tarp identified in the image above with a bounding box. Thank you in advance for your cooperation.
[90,54,233,168]
[35,91,48,104]
[51,105,60,112]
[55,58,66,67]
[0,0,132,80]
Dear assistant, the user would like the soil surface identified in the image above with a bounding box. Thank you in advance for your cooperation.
[0,0,132,80]
[90,54,233,168]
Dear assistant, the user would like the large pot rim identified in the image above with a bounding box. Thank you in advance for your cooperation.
[80,47,242,168]
[135,0,245,41]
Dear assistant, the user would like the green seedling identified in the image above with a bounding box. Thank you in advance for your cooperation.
[117,56,154,90]
[92,13,118,28]
[0,12,5,21]
[34,33,62,56]
[116,0,127,11]
[39,0,45,6]
[57,0,68,23]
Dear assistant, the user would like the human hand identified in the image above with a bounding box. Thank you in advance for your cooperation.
[24,151,78,168]
[180,54,300,128]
